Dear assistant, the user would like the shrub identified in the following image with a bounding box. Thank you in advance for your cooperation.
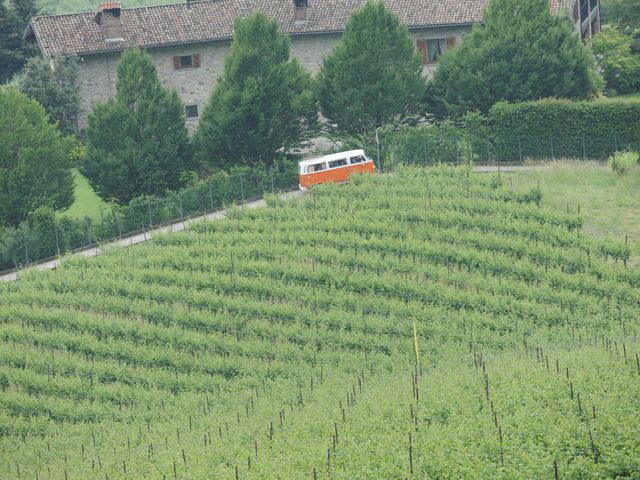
[608,150,639,174]
[489,99,640,161]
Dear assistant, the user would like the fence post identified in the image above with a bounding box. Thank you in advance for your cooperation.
[54,225,60,257]
[240,175,245,206]
[23,237,29,265]
[147,198,153,227]
[424,140,429,165]
[517,137,523,163]
[178,193,184,222]
[550,134,555,160]
[582,134,586,160]
[209,181,214,210]
[115,210,122,238]
[270,168,275,195]
[486,139,491,163]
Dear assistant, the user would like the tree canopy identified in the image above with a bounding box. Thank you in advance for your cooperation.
[429,0,602,117]
[18,55,80,134]
[193,12,317,170]
[82,48,194,205]
[316,0,427,142]
[0,0,39,84]
[0,88,74,227]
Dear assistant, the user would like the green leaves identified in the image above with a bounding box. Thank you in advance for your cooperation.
[193,12,317,170]
[0,88,74,227]
[82,48,194,205]
[317,0,427,141]
[429,0,602,117]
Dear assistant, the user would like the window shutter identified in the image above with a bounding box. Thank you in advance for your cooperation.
[446,36,456,50]
[416,40,428,65]
[173,56,180,69]
[193,53,201,68]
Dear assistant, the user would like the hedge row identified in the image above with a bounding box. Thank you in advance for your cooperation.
[0,161,298,272]
[389,99,640,165]
[490,99,640,161]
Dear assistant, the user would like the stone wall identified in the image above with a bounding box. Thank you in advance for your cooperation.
[75,25,472,128]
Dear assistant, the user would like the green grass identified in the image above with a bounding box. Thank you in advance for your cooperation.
[619,91,640,100]
[503,160,640,264]
[62,168,108,221]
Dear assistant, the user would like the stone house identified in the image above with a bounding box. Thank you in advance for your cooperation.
[25,0,599,128]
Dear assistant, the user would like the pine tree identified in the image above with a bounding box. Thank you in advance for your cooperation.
[82,48,193,204]
[429,0,602,117]
[316,0,427,142]
[0,88,74,227]
[0,0,39,83]
[193,12,317,169]
[18,55,80,134]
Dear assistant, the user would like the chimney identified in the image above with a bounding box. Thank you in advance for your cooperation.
[95,2,124,42]
[293,0,308,25]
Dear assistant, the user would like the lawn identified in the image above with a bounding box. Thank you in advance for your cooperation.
[62,168,108,221]
[502,160,640,265]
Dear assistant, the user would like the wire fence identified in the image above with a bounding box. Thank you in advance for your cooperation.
[0,166,298,274]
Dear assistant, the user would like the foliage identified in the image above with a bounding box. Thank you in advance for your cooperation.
[0,88,73,227]
[193,12,317,170]
[429,0,602,117]
[0,160,298,271]
[591,27,640,95]
[0,0,38,84]
[316,0,427,144]
[82,48,194,205]
[17,54,81,134]
[601,0,640,28]
[489,99,640,161]
[608,150,639,174]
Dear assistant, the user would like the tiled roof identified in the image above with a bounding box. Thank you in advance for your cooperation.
[28,0,488,57]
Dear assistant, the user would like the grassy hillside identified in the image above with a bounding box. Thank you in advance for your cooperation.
[1,166,639,478]
[62,168,108,222]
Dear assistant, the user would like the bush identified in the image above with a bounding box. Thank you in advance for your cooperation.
[489,99,640,161]
[608,150,639,174]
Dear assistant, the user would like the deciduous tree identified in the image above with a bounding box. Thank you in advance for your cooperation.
[193,12,317,169]
[429,0,602,117]
[316,0,427,144]
[0,88,74,227]
[82,48,194,204]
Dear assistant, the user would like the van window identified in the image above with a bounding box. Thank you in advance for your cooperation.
[307,162,327,173]
[350,155,366,164]
[328,158,348,169]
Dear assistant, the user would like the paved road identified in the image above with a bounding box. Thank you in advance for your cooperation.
[0,165,534,283]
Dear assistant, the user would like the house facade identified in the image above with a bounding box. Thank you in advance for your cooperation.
[25,0,599,129]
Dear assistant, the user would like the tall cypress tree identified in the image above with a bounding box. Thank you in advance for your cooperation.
[82,48,193,204]
[429,0,602,117]
[193,12,317,169]
[316,0,427,142]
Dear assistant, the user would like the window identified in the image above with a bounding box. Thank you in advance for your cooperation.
[307,163,327,173]
[173,53,201,69]
[185,104,198,119]
[328,158,348,169]
[350,155,366,164]
[416,38,455,65]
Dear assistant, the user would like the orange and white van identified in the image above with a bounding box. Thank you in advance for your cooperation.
[298,149,375,190]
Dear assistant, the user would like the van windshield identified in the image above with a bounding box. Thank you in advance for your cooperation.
[350,155,366,164]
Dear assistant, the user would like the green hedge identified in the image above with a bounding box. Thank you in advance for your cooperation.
[489,99,640,161]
